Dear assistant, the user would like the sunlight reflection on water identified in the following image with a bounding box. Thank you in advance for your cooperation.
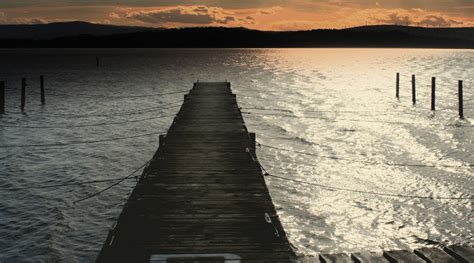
[0,48,472,261]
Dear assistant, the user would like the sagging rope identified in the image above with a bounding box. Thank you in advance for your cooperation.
[0,160,150,193]
[73,160,151,204]
[242,106,419,116]
[4,101,182,119]
[254,153,473,200]
[257,142,473,168]
[242,111,474,127]
[264,171,474,200]
[38,90,188,99]
[0,131,164,148]
[0,113,176,129]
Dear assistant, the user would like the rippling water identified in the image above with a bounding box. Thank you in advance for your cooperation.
[0,48,472,261]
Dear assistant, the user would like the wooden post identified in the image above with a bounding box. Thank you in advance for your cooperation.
[396,73,400,99]
[21,78,26,110]
[40,75,45,105]
[249,132,256,156]
[431,77,436,111]
[459,80,464,119]
[411,74,416,105]
[0,81,4,114]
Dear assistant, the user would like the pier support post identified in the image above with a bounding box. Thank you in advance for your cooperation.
[96,57,99,67]
[396,73,399,99]
[40,75,45,105]
[21,78,26,111]
[459,80,464,119]
[249,133,256,156]
[431,77,436,111]
[0,81,4,114]
[411,74,416,105]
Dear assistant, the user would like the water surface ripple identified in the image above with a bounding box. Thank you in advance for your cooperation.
[0,48,472,261]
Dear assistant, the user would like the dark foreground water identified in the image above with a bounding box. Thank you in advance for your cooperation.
[0,48,472,261]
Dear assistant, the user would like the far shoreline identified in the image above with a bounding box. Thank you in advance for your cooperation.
[1,24,473,49]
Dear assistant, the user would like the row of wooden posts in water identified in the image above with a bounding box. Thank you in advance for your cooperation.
[0,57,101,114]
[396,73,465,119]
[0,74,467,119]
[0,76,46,114]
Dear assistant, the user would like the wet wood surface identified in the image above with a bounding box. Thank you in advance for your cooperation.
[97,82,295,262]
[298,246,474,263]
[96,82,474,263]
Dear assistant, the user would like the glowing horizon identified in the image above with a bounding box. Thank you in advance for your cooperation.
[0,1,473,30]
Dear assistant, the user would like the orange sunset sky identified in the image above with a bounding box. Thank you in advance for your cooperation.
[0,1,473,30]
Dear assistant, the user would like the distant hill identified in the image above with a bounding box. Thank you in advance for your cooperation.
[0,22,473,48]
[0,21,156,39]
[348,25,474,41]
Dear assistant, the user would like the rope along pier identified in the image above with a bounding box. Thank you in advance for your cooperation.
[97,82,295,262]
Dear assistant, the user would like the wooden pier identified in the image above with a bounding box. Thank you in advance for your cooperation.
[97,81,474,263]
[298,245,474,262]
[97,82,295,262]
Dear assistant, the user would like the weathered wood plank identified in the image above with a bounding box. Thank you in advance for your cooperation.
[297,255,321,263]
[319,253,352,263]
[351,252,388,263]
[383,250,425,263]
[414,247,457,263]
[97,82,295,262]
[443,245,474,263]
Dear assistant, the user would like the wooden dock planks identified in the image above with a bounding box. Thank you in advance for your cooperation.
[97,82,295,262]
[298,246,474,263]
[96,81,474,263]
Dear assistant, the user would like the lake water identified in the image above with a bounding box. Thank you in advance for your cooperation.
[0,48,472,261]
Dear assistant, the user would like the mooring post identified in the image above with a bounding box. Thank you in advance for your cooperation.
[459,80,464,119]
[0,81,5,114]
[396,73,400,99]
[40,75,45,105]
[411,74,416,105]
[431,77,436,111]
[21,78,26,110]
[249,132,256,156]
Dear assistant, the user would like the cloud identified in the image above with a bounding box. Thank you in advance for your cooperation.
[258,6,283,15]
[1,1,471,29]
[374,12,464,27]
[376,13,413,25]
[91,19,112,24]
[109,12,121,19]
[259,6,282,15]
[0,11,48,24]
[10,17,48,24]
[418,15,463,27]
[125,5,238,25]
[411,8,424,12]
[270,20,316,31]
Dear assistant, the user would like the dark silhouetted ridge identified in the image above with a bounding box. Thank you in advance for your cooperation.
[0,21,156,40]
[1,23,472,48]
